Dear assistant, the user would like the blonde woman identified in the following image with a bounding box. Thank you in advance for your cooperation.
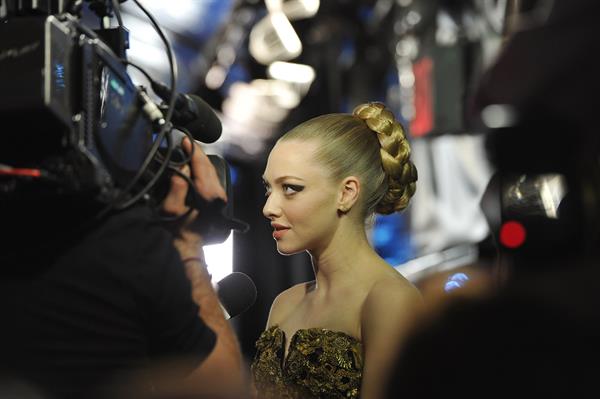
[252,102,423,399]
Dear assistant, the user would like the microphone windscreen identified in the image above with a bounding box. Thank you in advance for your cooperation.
[185,95,222,144]
[216,272,257,319]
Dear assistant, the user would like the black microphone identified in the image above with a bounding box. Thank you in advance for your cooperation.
[215,272,257,320]
[152,81,222,144]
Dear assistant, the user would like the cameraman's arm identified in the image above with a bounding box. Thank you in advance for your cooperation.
[162,138,246,396]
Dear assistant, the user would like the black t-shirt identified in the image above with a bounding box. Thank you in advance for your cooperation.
[0,205,216,398]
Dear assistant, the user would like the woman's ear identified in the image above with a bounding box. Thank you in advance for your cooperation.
[338,176,360,214]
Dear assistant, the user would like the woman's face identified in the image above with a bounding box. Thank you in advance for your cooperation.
[262,139,341,255]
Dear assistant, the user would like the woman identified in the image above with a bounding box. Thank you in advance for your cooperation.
[251,102,423,399]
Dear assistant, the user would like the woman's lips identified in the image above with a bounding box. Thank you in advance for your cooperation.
[272,227,290,240]
[273,229,289,240]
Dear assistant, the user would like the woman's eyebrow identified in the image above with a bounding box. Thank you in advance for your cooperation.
[262,175,305,186]
[273,175,304,183]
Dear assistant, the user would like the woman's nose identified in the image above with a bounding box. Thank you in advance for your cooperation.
[262,194,281,219]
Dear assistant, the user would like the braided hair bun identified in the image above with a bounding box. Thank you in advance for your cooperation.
[353,102,418,214]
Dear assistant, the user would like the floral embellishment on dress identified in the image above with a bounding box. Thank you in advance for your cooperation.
[251,326,363,399]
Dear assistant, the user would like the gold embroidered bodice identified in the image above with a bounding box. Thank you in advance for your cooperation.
[251,325,363,399]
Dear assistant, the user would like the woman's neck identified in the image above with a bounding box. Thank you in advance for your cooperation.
[309,226,378,295]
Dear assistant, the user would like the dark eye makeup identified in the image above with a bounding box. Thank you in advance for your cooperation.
[283,184,304,194]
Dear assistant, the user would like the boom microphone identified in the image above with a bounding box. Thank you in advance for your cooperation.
[152,81,222,143]
[215,272,257,320]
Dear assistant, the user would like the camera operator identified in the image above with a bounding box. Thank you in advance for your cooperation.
[0,138,246,399]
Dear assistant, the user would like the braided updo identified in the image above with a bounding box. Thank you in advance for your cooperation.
[352,102,417,214]
[279,102,417,219]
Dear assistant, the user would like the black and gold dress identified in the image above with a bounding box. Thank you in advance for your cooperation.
[251,325,363,399]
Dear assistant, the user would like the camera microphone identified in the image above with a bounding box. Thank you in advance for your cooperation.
[214,272,257,320]
[151,81,222,144]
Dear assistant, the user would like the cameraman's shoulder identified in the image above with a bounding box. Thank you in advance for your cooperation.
[88,204,178,267]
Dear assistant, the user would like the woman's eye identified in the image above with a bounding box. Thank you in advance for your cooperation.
[262,181,271,197]
[283,184,303,195]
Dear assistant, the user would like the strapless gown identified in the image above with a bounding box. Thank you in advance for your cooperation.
[251,325,363,399]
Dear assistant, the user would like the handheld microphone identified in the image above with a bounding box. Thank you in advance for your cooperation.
[152,81,222,144]
[214,272,257,320]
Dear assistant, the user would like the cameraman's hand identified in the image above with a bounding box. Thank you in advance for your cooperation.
[161,138,246,397]
[162,138,227,253]
[163,137,226,214]
[163,139,247,398]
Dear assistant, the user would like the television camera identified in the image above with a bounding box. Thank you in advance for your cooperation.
[0,0,247,245]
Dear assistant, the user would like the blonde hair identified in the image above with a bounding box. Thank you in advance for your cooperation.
[279,102,417,219]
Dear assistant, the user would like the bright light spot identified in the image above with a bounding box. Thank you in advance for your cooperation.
[284,0,320,20]
[399,69,415,87]
[205,64,228,90]
[449,272,469,283]
[249,11,302,65]
[537,174,567,219]
[444,272,470,292]
[406,10,421,25]
[481,104,517,129]
[268,61,315,85]
[499,220,527,249]
[137,0,202,27]
[444,280,462,292]
[127,38,169,69]
[252,79,301,109]
[217,45,237,66]
[270,11,302,53]
[203,233,233,283]
[265,0,283,11]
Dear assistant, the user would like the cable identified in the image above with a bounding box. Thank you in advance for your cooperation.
[157,126,195,167]
[131,0,178,99]
[70,2,178,216]
[110,0,124,29]
[70,19,168,211]
[113,122,175,210]
[106,0,178,210]
[118,60,195,166]
[121,59,156,87]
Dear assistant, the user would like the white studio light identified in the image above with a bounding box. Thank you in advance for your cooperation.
[282,0,320,20]
[205,64,228,90]
[266,0,320,20]
[255,79,300,110]
[267,61,315,85]
[270,12,302,53]
[481,104,517,129]
[265,0,283,12]
[249,11,302,65]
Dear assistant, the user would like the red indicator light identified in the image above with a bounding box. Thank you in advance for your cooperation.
[499,220,527,249]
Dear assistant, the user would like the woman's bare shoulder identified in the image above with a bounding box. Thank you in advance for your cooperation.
[361,271,423,324]
[266,281,314,327]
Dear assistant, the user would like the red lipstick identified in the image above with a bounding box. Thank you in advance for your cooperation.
[271,223,290,240]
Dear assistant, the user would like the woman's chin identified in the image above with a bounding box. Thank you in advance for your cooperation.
[276,245,303,256]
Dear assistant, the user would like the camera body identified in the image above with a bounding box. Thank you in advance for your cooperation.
[0,4,248,243]
[1,12,154,203]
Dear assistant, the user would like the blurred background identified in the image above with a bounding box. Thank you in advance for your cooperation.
[96,0,597,361]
